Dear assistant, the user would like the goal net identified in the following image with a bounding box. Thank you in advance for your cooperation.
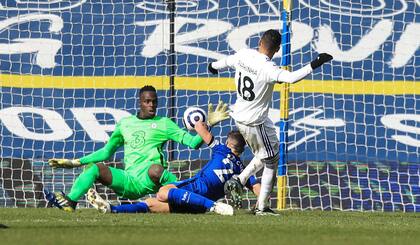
[0,0,419,211]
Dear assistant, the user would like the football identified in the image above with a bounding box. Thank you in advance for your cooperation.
[182,106,207,131]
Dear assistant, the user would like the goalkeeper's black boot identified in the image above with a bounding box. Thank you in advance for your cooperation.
[44,189,77,212]
[224,176,243,209]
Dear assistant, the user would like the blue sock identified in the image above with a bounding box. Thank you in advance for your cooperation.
[111,202,150,213]
[168,188,215,210]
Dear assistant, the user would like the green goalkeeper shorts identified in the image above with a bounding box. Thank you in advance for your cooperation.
[108,167,177,199]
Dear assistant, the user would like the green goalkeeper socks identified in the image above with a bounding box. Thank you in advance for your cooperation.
[67,164,100,202]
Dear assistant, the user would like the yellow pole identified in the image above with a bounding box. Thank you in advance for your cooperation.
[277,0,292,210]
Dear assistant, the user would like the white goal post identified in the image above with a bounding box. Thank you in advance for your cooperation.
[0,0,419,211]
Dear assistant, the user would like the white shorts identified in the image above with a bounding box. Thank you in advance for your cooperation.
[235,118,279,160]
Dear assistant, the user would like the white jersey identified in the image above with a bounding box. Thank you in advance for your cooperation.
[212,48,313,126]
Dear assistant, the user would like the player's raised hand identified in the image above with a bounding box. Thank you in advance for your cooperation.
[208,101,230,126]
[194,121,213,144]
[48,158,82,168]
[310,53,333,69]
[208,62,218,75]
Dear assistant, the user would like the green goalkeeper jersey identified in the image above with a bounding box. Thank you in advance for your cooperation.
[79,115,202,177]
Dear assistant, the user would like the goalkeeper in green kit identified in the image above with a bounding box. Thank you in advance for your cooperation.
[45,85,229,212]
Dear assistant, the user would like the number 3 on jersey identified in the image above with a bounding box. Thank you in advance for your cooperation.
[237,72,255,101]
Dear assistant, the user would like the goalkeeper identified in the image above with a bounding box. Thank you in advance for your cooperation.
[45,85,229,212]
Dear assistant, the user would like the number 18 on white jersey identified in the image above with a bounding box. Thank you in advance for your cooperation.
[211,48,312,126]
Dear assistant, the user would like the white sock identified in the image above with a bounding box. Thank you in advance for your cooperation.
[257,165,277,210]
[238,157,264,186]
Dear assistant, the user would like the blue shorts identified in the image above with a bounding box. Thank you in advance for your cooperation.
[169,177,210,214]
[175,177,209,194]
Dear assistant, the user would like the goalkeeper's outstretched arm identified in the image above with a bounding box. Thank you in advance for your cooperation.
[165,117,203,149]
[78,125,124,164]
[49,124,124,168]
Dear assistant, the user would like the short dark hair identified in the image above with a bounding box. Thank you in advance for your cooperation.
[139,85,157,96]
[227,130,246,154]
[260,29,281,52]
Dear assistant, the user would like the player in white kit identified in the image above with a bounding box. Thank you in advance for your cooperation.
[208,29,333,215]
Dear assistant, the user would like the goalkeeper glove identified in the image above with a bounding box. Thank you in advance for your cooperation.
[48,158,82,169]
[208,63,218,75]
[310,53,333,69]
[208,101,230,126]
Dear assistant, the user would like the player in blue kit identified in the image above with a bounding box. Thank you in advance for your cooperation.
[87,121,260,216]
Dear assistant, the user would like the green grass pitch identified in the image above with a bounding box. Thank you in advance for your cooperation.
[1,208,420,245]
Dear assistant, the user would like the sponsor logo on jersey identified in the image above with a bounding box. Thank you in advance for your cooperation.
[130,130,146,148]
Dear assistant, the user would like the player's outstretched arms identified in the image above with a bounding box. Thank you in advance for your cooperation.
[275,53,333,84]
[310,53,333,70]
[208,54,238,75]
[48,158,82,168]
[207,101,230,126]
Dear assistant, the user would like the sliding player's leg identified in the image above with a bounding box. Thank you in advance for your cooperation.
[88,184,181,214]
[89,178,233,215]
[87,188,152,213]
[89,182,232,215]
[99,184,179,214]
[145,198,170,213]
[86,187,148,213]
[159,181,233,215]
[88,179,205,214]
[156,183,212,213]
[45,163,113,212]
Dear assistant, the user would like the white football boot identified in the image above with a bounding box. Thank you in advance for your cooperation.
[87,188,111,214]
[254,207,280,216]
[210,202,234,216]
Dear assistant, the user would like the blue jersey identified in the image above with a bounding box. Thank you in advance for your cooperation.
[175,140,257,201]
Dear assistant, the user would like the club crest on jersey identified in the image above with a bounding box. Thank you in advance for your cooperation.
[151,123,157,129]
